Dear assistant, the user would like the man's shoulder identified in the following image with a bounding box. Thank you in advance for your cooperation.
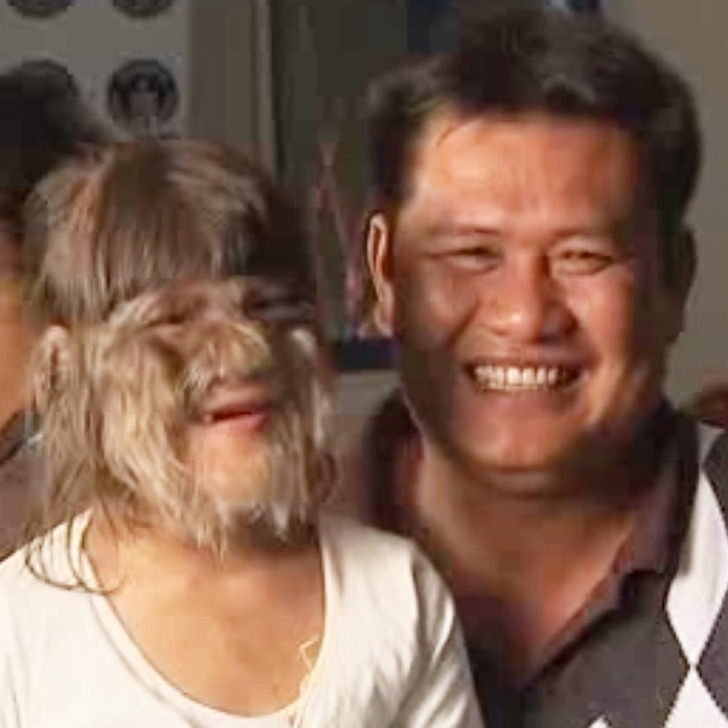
[667,420,728,580]
[654,423,728,723]
[699,423,728,494]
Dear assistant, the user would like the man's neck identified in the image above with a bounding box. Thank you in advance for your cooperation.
[406,436,658,680]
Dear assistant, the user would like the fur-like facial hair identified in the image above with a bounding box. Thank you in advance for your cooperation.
[33,278,334,553]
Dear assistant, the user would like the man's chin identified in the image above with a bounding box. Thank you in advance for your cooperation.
[471,464,591,500]
[453,428,643,499]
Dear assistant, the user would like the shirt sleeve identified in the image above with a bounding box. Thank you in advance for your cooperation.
[396,552,484,728]
[0,583,22,728]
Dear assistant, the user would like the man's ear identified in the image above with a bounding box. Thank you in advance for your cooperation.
[366,213,396,336]
[665,226,696,342]
[31,325,72,412]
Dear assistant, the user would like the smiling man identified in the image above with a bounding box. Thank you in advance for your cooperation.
[357,7,728,727]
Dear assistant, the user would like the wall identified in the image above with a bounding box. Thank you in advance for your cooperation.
[271,0,408,430]
[272,0,410,337]
[607,1,728,402]
[187,0,275,168]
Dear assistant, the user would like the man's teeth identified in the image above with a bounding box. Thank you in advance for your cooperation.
[472,365,569,391]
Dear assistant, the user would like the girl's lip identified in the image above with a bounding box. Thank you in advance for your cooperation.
[198,402,272,425]
[195,384,275,425]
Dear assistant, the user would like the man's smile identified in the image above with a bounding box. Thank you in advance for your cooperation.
[466,362,582,393]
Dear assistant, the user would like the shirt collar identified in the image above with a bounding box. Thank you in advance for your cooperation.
[527,402,698,682]
[612,402,698,578]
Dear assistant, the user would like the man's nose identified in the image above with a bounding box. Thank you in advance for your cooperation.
[476,259,574,343]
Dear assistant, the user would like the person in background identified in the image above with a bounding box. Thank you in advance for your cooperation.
[0,67,109,555]
[0,140,482,727]
[355,7,728,726]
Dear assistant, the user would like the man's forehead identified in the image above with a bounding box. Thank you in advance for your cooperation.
[396,109,650,226]
[413,108,641,167]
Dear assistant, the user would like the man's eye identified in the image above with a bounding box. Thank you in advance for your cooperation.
[443,246,500,270]
[553,248,616,275]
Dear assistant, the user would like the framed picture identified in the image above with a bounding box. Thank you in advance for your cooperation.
[111,0,176,19]
[6,0,73,18]
[107,58,179,137]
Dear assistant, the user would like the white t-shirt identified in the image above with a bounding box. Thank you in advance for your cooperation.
[0,514,483,728]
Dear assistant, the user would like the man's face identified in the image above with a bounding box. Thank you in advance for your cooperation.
[368,113,688,488]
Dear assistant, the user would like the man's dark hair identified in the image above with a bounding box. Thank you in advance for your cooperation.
[368,7,701,239]
[0,66,110,247]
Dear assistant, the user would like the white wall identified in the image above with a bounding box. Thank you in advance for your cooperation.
[607,1,728,402]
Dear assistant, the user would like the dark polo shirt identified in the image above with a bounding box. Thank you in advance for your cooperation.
[356,393,700,727]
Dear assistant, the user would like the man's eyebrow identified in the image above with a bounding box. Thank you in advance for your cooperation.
[554,217,638,241]
[417,214,637,240]
[423,223,502,239]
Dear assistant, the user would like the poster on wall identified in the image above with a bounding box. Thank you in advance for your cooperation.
[107,59,178,137]
[110,0,175,19]
[0,0,188,139]
[6,0,73,18]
